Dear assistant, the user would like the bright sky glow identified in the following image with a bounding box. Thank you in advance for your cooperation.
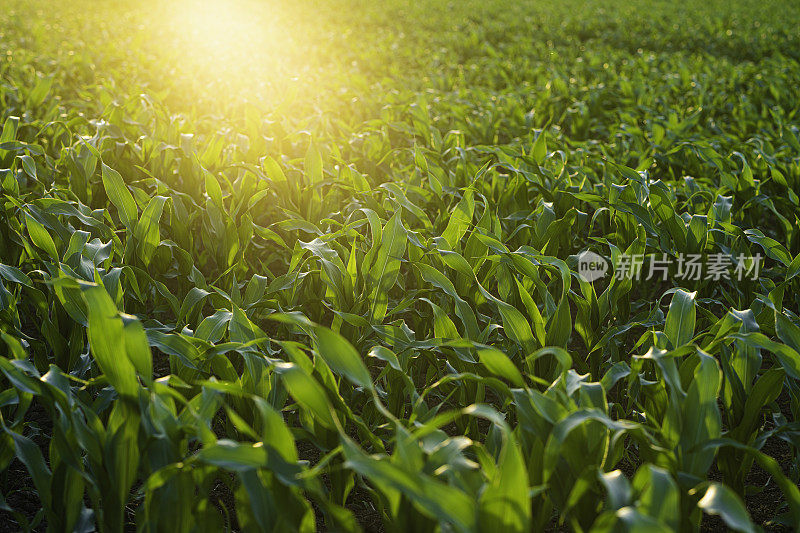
[153,0,315,113]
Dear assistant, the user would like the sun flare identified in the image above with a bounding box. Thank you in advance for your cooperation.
[154,0,308,109]
[173,0,266,64]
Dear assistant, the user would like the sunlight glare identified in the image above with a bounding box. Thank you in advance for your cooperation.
[175,0,265,66]
[159,0,305,109]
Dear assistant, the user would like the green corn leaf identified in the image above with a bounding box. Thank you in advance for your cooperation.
[312,325,373,390]
[204,168,223,208]
[27,75,53,108]
[275,362,336,429]
[477,347,525,388]
[262,155,287,182]
[478,430,531,533]
[599,470,632,511]
[532,129,547,165]
[368,212,407,322]
[83,284,140,398]
[632,465,679,530]
[731,332,800,380]
[441,188,475,248]
[102,163,138,230]
[25,212,59,260]
[19,154,37,180]
[696,483,756,533]
[133,195,167,264]
[0,115,19,167]
[341,437,476,531]
[665,290,696,348]
[775,312,800,353]
[422,298,460,339]
[305,141,323,184]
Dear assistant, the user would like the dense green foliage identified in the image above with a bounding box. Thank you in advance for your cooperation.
[1,0,800,531]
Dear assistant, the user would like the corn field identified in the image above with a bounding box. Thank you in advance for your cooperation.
[1,0,799,531]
